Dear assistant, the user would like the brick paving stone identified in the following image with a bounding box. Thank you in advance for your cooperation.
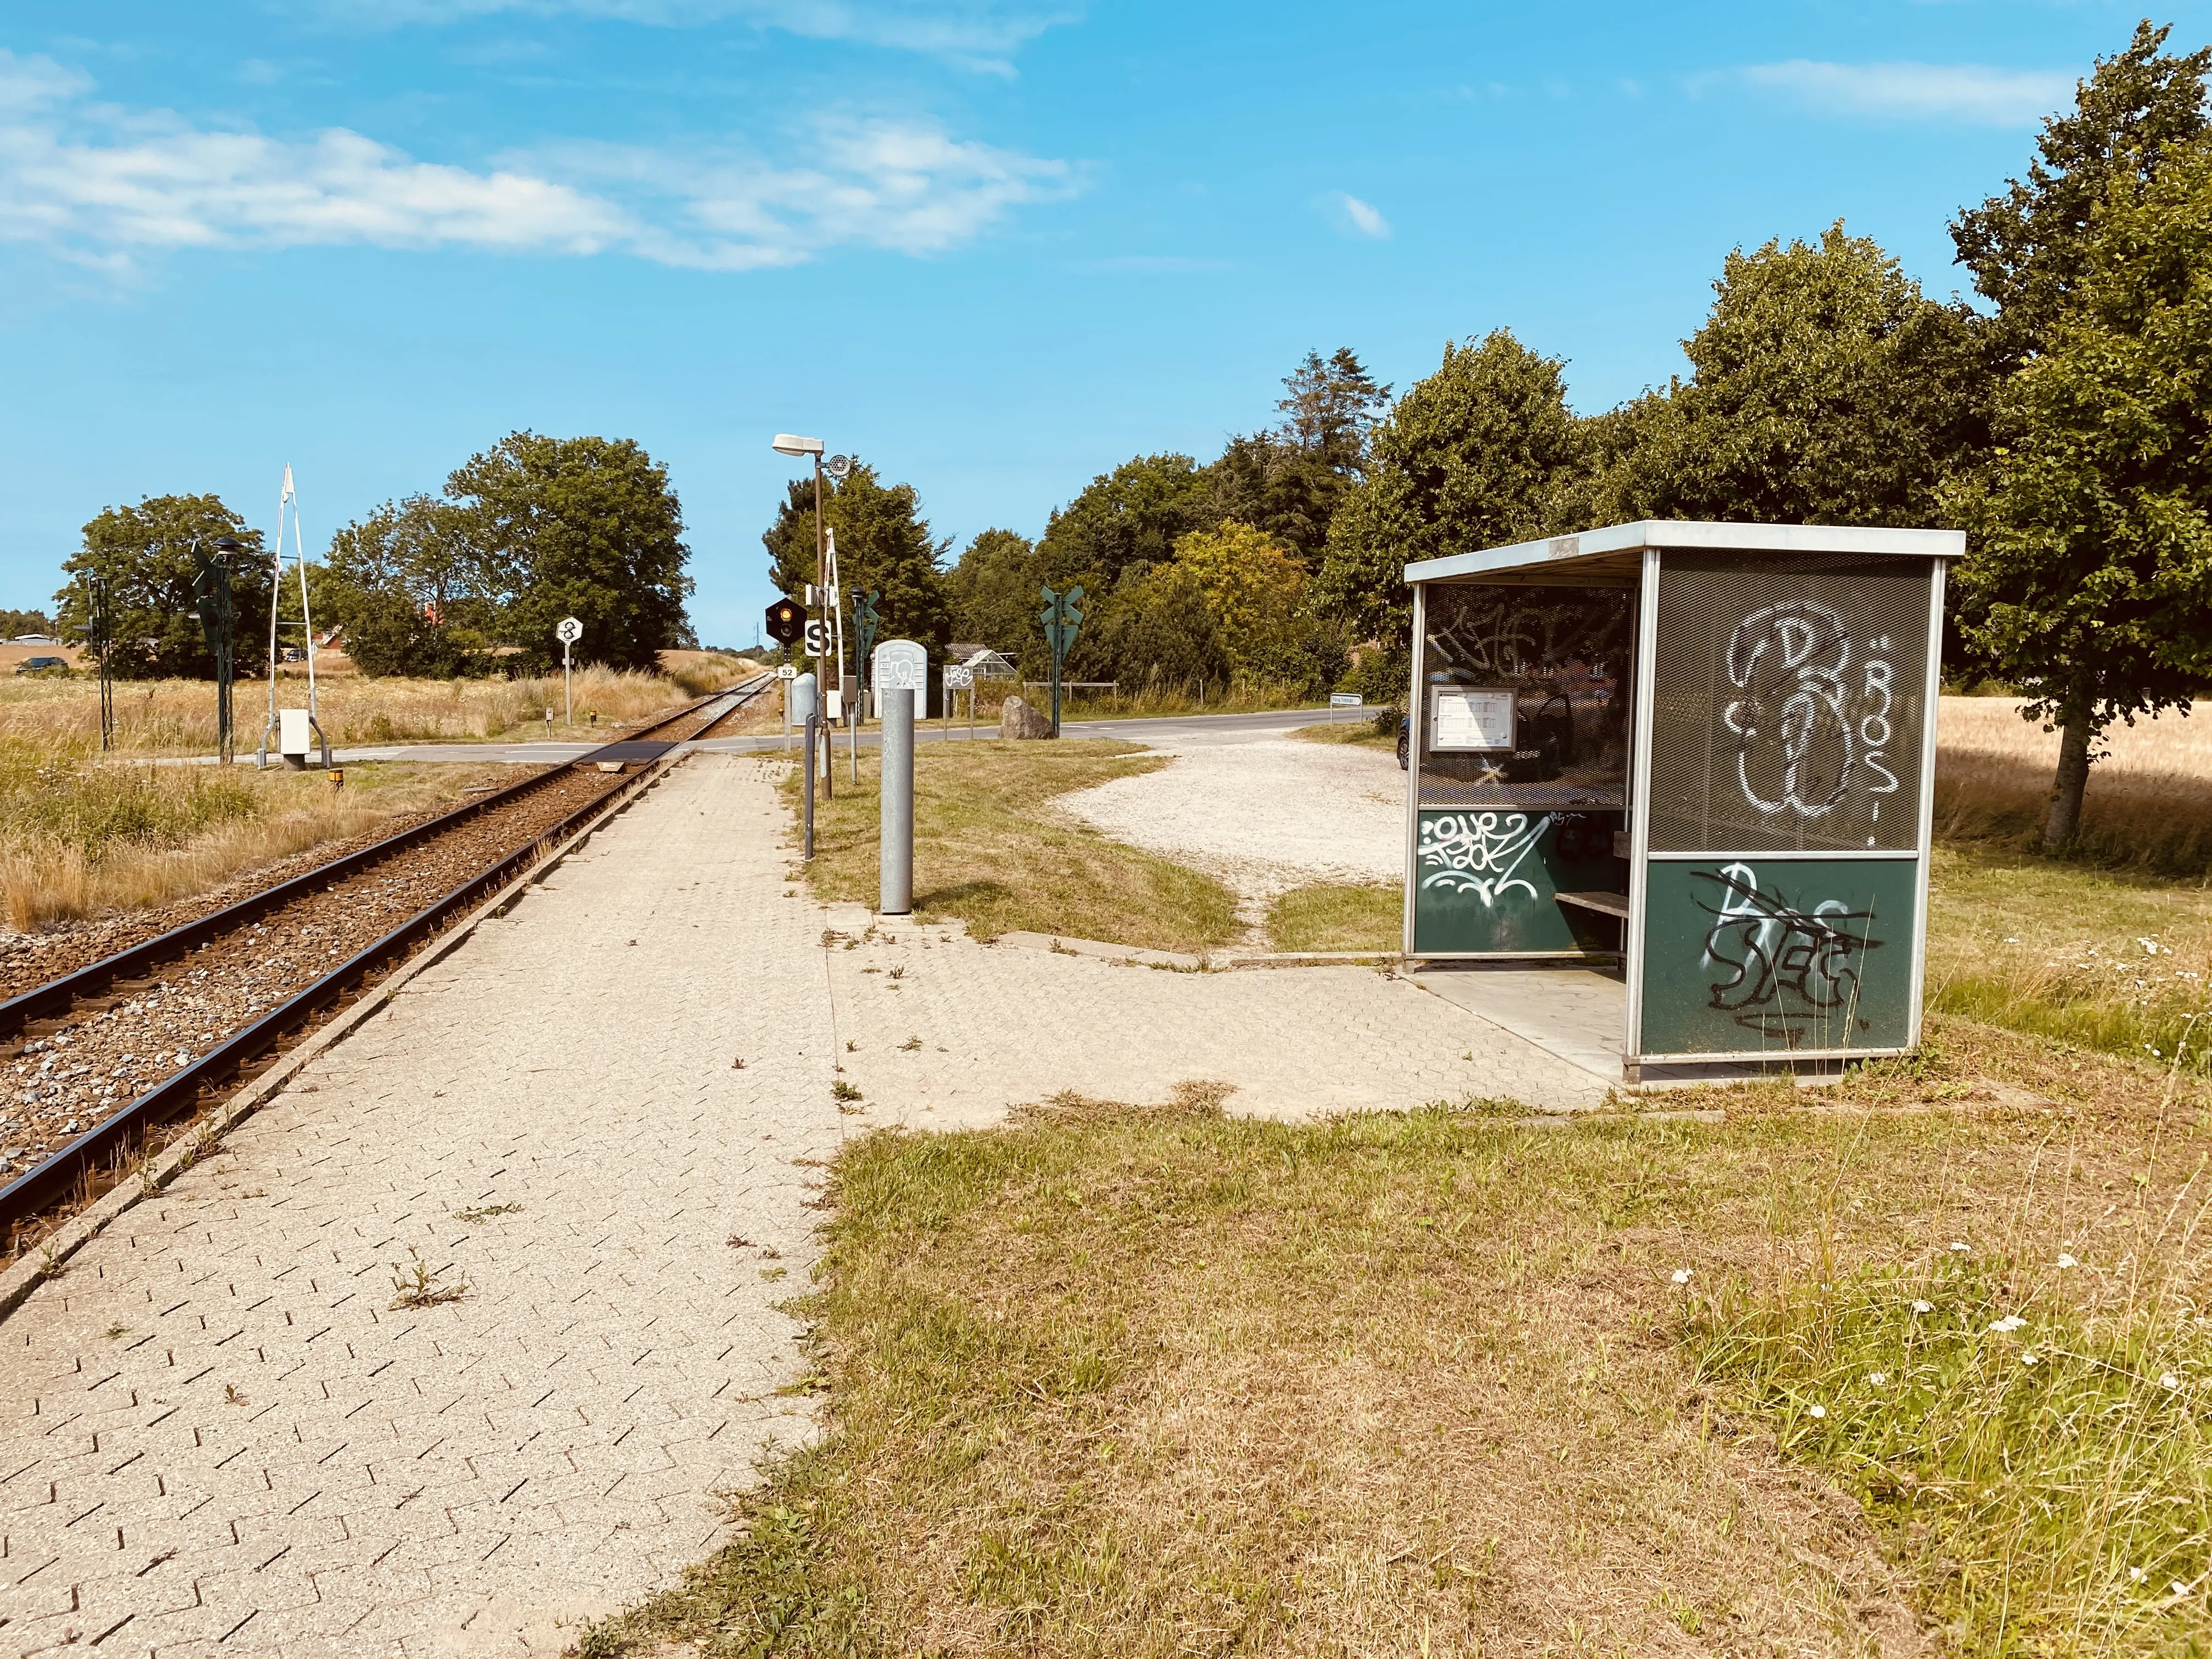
[0,751,1602,1656]
[0,757,841,1657]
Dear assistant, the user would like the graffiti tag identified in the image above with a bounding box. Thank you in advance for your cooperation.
[1418,812,1551,908]
[1695,862,1881,1039]
[1720,603,1902,833]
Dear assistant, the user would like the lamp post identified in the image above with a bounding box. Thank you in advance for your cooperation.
[772,434,854,799]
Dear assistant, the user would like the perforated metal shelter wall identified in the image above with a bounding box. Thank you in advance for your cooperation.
[1646,552,1931,855]
[1416,583,1632,811]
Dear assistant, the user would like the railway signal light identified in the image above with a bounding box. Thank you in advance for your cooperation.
[765,597,805,646]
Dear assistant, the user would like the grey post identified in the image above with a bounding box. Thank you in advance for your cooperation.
[793,671,819,861]
[879,686,915,913]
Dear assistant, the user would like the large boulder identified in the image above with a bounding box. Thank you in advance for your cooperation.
[1000,695,1054,740]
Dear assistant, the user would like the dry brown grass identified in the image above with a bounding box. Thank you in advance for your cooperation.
[0,658,755,754]
[0,753,526,929]
[794,740,1239,953]
[1936,695,2212,871]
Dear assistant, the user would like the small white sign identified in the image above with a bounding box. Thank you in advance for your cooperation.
[777,663,797,680]
[555,616,583,645]
[1329,692,1363,708]
[873,639,928,692]
[943,663,974,690]
[1429,686,1516,751]
[803,620,831,656]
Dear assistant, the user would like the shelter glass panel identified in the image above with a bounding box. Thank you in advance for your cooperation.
[1646,551,1931,854]
[1415,583,1632,811]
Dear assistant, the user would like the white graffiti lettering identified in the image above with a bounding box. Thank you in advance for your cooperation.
[1417,812,1551,908]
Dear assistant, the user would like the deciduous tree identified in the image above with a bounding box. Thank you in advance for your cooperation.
[1950,128,2212,847]
[446,432,693,675]
[1314,330,1581,700]
[55,495,268,680]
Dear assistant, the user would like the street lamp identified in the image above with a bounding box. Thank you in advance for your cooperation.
[771,433,851,796]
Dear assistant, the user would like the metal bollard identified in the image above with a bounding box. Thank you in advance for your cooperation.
[803,713,817,862]
[879,687,913,913]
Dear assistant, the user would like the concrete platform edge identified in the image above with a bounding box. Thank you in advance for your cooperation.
[0,753,688,1324]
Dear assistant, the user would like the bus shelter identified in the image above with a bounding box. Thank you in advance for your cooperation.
[1401,521,1961,1082]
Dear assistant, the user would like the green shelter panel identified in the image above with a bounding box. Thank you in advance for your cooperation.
[1637,856,1919,1056]
[1413,809,1622,955]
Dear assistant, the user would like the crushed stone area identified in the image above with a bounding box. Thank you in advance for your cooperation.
[1056,732,1406,922]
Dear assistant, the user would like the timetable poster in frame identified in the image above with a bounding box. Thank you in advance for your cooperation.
[1428,686,1515,752]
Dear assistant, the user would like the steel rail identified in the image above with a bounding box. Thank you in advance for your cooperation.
[0,673,772,1235]
[0,682,756,1040]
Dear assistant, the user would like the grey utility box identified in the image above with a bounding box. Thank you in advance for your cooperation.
[1401,521,1962,1079]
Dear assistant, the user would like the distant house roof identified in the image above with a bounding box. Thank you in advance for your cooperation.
[958,648,1018,678]
[8,634,59,646]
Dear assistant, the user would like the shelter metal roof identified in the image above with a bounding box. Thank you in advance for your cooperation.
[1403,520,1966,587]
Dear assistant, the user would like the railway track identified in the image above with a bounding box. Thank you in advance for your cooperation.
[0,674,776,1248]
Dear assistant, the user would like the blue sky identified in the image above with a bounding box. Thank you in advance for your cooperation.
[0,2,2194,647]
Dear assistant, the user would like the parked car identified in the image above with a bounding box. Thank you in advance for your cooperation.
[14,656,66,675]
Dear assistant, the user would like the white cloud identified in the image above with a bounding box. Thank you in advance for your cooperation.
[0,50,1076,273]
[1326,190,1389,240]
[314,0,1076,67]
[1741,60,2075,126]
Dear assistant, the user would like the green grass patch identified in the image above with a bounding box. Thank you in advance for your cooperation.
[1926,840,2212,1072]
[789,738,1238,954]
[1696,1250,2212,1652]
[1290,718,1397,750]
[582,1026,2212,1655]
[1265,881,1402,952]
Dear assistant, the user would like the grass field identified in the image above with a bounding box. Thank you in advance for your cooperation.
[0,654,758,932]
[792,740,1238,954]
[0,653,757,755]
[0,749,528,928]
[584,1023,2212,1657]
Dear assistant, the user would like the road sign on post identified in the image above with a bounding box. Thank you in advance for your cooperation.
[1039,585,1085,737]
[555,616,583,726]
[944,661,974,738]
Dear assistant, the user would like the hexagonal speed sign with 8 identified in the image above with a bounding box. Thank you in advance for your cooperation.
[555,617,584,646]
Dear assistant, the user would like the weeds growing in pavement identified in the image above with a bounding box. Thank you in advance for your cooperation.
[450,1203,523,1222]
[388,1249,468,1310]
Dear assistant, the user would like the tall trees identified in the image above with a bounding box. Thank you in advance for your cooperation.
[318,432,696,676]
[1951,127,2212,847]
[448,433,691,674]
[1208,348,1390,563]
[761,459,953,658]
[1946,22,2212,847]
[1315,330,1582,695]
[1953,21,2211,369]
[1600,225,1991,528]
[943,528,1040,664]
[318,496,487,678]
[55,495,269,680]
[1034,453,1215,594]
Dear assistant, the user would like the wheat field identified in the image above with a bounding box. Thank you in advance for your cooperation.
[1936,695,2212,870]
[0,653,757,755]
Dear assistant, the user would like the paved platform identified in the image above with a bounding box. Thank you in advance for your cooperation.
[0,757,843,1657]
[0,751,1611,1657]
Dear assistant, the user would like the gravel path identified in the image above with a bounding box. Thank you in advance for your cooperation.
[1057,733,1406,926]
